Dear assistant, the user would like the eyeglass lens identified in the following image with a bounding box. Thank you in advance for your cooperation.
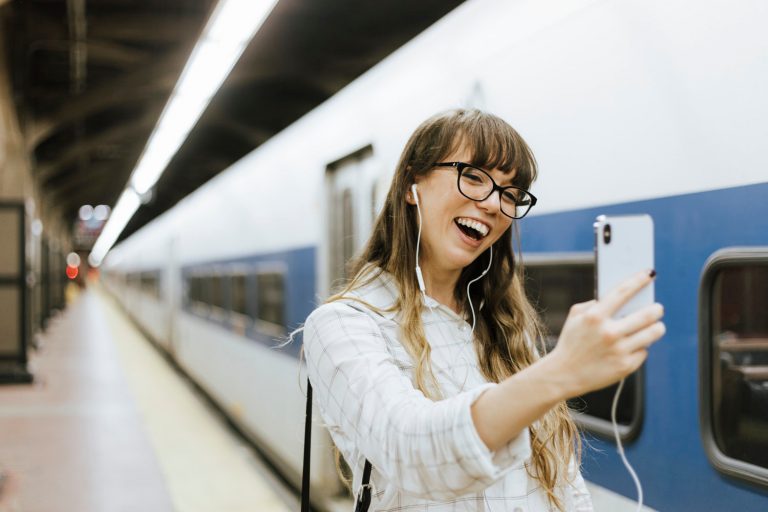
[458,166,532,218]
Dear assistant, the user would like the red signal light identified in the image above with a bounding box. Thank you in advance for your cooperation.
[66,265,79,279]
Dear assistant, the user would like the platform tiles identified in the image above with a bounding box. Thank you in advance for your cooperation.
[0,285,291,512]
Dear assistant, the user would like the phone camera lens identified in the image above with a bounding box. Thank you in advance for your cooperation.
[603,224,612,244]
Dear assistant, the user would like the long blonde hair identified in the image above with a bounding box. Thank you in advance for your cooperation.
[327,109,581,510]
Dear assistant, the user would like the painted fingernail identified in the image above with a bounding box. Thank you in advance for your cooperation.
[649,269,657,278]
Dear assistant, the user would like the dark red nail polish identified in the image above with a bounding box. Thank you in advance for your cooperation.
[649,270,657,278]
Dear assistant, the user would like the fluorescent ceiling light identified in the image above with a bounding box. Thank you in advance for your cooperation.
[131,0,278,194]
[90,0,278,265]
[175,40,242,101]
[89,189,140,267]
[130,42,243,193]
[207,0,276,43]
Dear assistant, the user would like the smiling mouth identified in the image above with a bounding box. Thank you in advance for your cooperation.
[454,217,489,241]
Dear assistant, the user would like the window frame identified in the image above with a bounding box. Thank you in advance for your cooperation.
[187,272,210,315]
[523,252,645,442]
[699,247,768,488]
[139,270,161,300]
[228,269,253,335]
[127,271,140,289]
[228,270,250,316]
[207,271,228,320]
[253,264,287,336]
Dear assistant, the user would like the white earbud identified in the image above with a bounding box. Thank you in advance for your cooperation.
[480,255,491,276]
[467,245,493,338]
[412,183,427,295]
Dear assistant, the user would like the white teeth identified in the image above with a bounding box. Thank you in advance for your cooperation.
[456,217,489,237]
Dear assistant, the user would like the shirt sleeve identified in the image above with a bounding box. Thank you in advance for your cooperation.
[303,301,532,500]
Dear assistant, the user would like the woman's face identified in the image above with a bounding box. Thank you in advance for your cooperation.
[408,144,515,275]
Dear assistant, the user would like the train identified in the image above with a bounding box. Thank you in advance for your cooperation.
[99,0,768,510]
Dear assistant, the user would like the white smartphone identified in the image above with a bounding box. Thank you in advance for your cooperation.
[594,214,655,319]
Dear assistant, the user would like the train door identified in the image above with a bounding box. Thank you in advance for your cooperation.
[322,146,378,298]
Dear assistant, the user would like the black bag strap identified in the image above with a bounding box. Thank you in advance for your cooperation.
[301,379,313,512]
[355,458,373,512]
[302,379,373,512]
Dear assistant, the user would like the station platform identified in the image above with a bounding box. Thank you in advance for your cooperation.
[0,284,292,512]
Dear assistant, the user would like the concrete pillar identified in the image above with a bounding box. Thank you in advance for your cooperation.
[0,24,31,201]
[1,26,34,381]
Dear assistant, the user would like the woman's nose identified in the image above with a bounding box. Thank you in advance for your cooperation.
[476,190,502,213]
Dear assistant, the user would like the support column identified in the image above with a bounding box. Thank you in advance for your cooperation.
[0,17,34,383]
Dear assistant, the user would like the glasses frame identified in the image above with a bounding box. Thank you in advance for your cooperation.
[432,161,538,219]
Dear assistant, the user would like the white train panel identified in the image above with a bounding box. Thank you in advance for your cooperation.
[174,311,340,491]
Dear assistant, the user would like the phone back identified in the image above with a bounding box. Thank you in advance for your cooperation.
[594,214,655,319]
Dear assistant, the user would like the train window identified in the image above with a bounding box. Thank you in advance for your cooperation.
[140,271,160,299]
[188,276,203,304]
[231,274,249,317]
[209,275,225,310]
[127,272,140,289]
[255,272,285,329]
[523,254,643,441]
[700,249,768,487]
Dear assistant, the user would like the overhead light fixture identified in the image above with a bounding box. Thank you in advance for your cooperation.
[93,204,111,221]
[89,0,278,267]
[79,204,94,221]
[89,189,140,267]
[130,0,278,195]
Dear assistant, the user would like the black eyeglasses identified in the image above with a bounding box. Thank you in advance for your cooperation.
[432,162,537,219]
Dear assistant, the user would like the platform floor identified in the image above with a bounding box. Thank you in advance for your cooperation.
[0,285,291,512]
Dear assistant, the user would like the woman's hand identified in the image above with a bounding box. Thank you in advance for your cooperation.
[471,270,663,453]
[547,269,665,398]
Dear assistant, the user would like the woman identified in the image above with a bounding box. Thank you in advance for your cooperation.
[303,109,665,511]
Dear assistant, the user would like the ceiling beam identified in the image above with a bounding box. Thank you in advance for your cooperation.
[27,49,186,150]
[27,39,149,69]
[36,112,158,183]
[22,10,206,45]
[27,50,310,153]
[87,13,207,44]
[46,161,130,209]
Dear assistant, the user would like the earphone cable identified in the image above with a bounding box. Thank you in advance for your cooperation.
[412,185,428,304]
[611,377,644,512]
[466,245,492,337]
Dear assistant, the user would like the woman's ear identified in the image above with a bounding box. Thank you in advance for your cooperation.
[405,183,418,205]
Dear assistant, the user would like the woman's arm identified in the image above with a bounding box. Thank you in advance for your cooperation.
[472,270,664,452]
[303,301,530,500]
[470,354,570,452]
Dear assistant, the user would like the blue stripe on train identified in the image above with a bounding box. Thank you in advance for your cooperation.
[520,181,768,510]
[181,246,316,358]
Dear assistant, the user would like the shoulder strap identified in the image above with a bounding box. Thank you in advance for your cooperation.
[302,380,373,512]
[301,379,313,512]
[355,459,373,511]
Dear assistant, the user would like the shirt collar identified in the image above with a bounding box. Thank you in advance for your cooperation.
[347,267,470,324]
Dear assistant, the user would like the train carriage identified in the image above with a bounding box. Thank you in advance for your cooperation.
[101,0,768,509]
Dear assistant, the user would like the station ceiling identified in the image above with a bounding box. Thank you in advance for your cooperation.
[1,0,464,247]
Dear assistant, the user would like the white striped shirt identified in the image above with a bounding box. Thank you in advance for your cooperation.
[303,269,593,511]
